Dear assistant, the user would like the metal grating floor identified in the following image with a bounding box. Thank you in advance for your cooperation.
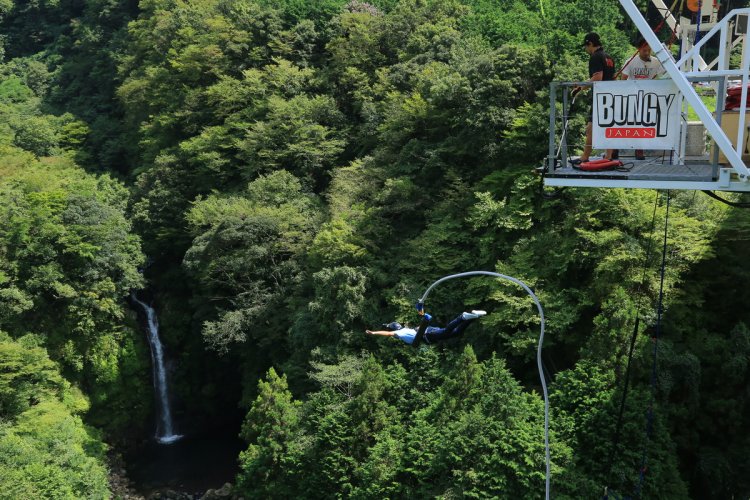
[546,156,718,182]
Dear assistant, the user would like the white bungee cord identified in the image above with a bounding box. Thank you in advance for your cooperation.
[417,271,550,500]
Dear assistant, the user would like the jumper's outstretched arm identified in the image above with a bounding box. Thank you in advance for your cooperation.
[365,330,396,337]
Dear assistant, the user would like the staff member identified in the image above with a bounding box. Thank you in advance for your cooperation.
[571,32,616,165]
[622,38,666,160]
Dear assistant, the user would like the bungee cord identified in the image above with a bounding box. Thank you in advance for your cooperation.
[416,271,550,500]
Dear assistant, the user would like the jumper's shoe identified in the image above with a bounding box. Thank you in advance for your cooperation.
[462,310,487,320]
[471,310,487,317]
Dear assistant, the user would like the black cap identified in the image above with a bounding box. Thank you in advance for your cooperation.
[582,32,602,47]
[383,321,403,331]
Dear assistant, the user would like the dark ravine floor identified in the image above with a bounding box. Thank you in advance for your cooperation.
[121,435,245,498]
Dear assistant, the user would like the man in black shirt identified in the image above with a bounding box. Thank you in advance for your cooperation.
[572,32,616,163]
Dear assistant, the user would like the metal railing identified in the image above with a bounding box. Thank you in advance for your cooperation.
[547,75,731,181]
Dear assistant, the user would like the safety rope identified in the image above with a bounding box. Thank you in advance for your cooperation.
[603,191,661,496]
[634,190,671,498]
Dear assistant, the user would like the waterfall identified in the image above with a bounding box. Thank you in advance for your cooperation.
[131,292,183,445]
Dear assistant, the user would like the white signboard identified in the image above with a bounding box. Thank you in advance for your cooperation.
[593,80,681,150]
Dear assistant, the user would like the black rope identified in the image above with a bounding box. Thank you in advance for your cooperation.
[701,190,750,208]
[604,191,661,488]
[635,190,671,498]
[614,162,636,172]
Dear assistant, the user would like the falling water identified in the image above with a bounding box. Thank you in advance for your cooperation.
[131,292,183,445]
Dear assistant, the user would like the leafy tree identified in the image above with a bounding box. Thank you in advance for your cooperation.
[3,0,748,497]
[236,94,345,185]
[184,170,323,355]
[0,150,149,435]
[237,368,303,498]
[0,333,110,498]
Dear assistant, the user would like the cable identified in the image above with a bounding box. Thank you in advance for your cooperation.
[604,191,661,490]
[701,190,750,208]
[417,271,549,500]
[555,93,579,159]
[635,190,671,498]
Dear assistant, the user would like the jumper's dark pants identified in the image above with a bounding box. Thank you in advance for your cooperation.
[424,314,475,342]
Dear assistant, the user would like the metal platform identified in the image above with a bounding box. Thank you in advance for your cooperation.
[547,156,716,181]
[541,4,750,193]
[543,155,748,191]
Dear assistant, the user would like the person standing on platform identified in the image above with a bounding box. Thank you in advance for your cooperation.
[622,39,666,81]
[621,39,666,160]
[570,32,617,165]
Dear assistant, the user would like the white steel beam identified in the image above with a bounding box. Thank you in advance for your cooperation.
[706,35,741,71]
[682,69,746,77]
[620,0,750,178]
[677,17,727,66]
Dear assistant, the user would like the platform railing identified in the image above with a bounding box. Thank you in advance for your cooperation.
[548,75,730,182]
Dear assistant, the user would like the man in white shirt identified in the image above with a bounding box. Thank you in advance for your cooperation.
[622,39,666,160]
[622,40,666,81]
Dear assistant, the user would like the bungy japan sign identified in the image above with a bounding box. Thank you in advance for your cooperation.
[592,80,681,150]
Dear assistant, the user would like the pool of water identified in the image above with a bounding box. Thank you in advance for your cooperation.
[126,435,245,496]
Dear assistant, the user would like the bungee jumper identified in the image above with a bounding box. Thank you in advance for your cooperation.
[365,310,486,345]
[372,271,549,499]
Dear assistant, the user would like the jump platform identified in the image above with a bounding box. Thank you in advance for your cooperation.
[542,154,750,191]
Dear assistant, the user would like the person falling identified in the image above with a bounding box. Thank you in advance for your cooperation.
[365,310,486,345]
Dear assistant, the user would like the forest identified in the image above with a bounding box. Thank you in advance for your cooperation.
[0,0,749,498]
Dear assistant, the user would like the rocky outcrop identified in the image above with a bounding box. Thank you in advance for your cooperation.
[108,453,144,500]
[200,483,234,500]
